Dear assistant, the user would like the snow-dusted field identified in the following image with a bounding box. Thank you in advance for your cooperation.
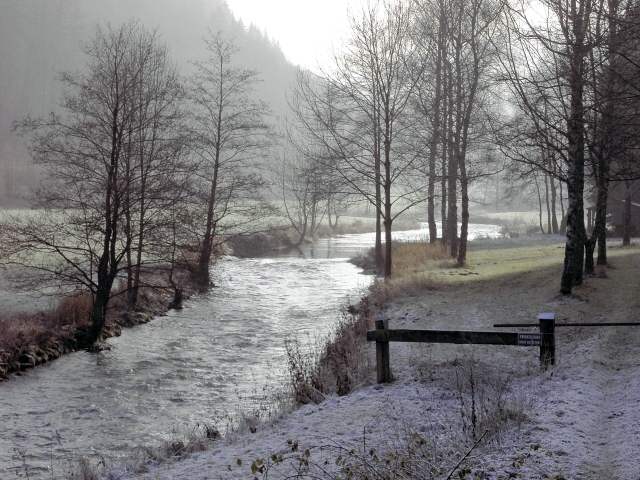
[120,248,640,480]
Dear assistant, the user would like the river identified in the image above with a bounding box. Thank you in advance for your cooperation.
[0,223,500,478]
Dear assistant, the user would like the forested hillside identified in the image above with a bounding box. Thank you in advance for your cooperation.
[0,0,297,203]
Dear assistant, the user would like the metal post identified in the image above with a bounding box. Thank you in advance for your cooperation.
[375,317,392,383]
[539,312,556,369]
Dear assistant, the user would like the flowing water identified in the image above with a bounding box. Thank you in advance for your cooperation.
[0,223,500,478]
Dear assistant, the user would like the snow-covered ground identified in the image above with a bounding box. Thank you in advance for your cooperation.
[118,248,640,480]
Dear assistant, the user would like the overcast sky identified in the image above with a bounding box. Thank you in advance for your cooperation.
[225,0,366,71]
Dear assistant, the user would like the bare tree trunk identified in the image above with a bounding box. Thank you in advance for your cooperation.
[585,235,596,274]
[197,167,218,286]
[594,0,618,265]
[375,201,382,268]
[559,180,567,233]
[427,156,438,244]
[550,173,559,233]
[373,79,384,272]
[89,286,111,344]
[560,4,588,294]
[85,194,120,343]
[535,174,545,233]
[89,95,124,342]
[384,216,393,278]
[428,17,445,244]
[130,68,150,310]
[595,172,609,264]
[623,181,632,246]
[572,154,586,288]
[457,155,469,266]
[445,61,457,257]
[440,94,448,246]
[446,147,458,257]
[383,138,393,278]
[124,131,134,305]
[561,177,581,294]
[374,140,383,271]
[544,173,552,234]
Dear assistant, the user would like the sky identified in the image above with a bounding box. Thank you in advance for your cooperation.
[224,0,367,71]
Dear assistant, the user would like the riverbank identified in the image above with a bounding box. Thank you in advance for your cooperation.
[115,239,640,479]
[0,215,390,381]
[225,216,425,257]
[0,267,195,381]
[0,217,388,381]
[2,239,376,479]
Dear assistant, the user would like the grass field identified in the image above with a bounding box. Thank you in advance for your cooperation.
[371,238,640,304]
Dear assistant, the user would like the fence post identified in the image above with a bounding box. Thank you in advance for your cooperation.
[375,317,392,383]
[539,312,556,369]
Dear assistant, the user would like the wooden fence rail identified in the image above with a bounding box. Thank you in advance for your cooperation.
[367,313,556,383]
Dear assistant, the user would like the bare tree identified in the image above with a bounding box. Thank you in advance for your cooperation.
[413,0,503,265]
[188,32,271,287]
[120,28,188,309]
[280,152,328,246]
[292,0,424,278]
[6,22,187,343]
[411,0,447,244]
[500,0,596,293]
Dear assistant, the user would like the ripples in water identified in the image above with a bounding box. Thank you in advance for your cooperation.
[0,224,499,478]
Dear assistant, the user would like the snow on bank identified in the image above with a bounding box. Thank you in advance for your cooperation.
[119,381,469,479]
[121,250,640,480]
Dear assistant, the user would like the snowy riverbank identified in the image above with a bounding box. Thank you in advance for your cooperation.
[112,243,640,479]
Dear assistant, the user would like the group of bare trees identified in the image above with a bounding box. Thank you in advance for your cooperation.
[413,0,504,266]
[4,23,270,342]
[499,0,640,293]
[290,0,640,293]
[291,1,423,277]
[279,151,344,246]
[289,0,504,276]
[187,34,271,285]
[6,23,189,342]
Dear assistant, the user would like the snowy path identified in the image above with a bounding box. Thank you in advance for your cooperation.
[577,328,640,478]
[499,252,640,479]
[531,316,640,478]
[563,256,640,479]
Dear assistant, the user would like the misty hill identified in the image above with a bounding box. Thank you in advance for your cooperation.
[0,0,298,204]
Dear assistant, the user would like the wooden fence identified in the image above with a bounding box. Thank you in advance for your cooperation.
[366,313,556,383]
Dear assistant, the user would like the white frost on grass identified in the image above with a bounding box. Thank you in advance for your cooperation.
[122,380,485,479]
[121,249,640,480]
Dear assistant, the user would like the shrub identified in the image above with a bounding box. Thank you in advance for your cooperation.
[284,298,374,404]
[0,292,93,352]
[452,358,529,444]
[391,241,449,275]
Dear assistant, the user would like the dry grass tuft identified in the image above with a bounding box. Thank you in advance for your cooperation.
[55,293,94,326]
[0,292,93,353]
[285,298,374,404]
[67,458,103,480]
[134,423,220,467]
[0,292,94,379]
[391,241,449,276]
[369,274,439,308]
[451,358,530,444]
